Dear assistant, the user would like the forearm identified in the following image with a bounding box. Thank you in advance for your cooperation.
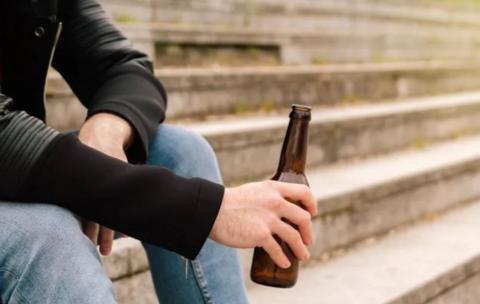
[19,134,224,258]
[54,0,168,164]
[0,96,224,259]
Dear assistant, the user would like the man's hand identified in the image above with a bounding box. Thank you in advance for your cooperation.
[78,113,133,255]
[210,181,317,269]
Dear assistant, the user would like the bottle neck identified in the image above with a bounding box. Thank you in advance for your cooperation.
[277,117,309,174]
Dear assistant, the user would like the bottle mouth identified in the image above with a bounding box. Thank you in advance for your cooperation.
[292,104,312,112]
[290,104,311,120]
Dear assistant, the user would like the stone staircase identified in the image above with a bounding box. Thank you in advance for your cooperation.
[43,1,480,303]
[99,0,480,65]
[249,200,480,304]
[45,58,480,304]
[46,61,480,129]
[90,85,480,303]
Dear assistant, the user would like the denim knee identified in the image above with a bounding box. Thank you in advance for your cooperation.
[0,203,115,303]
[0,204,96,271]
[147,125,221,182]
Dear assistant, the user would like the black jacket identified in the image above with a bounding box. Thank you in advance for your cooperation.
[0,0,224,259]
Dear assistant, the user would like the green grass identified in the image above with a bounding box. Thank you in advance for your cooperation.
[114,14,138,24]
[233,102,249,114]
[312,57,326,65]
[260,100,275,113]
[412,138,430,150]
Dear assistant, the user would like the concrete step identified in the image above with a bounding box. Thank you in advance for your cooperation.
[103,135,480,303]
[99,0,480,65]
[249,200,480,304]
[46,61,480,130]
[119,22,479,66]
[100,0,480,29]
[185,91,480,185]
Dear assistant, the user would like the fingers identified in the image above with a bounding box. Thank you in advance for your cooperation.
[272,220,310,261]
[271,182,317,216]
[278,201,314,245]
[98,227,115,256]
[81,219,115,256]
[262,235,291,269]
[82,220,99,245]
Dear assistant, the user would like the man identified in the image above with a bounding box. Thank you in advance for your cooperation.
[0,0,317,303]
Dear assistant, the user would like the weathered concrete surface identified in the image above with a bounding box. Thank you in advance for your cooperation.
[100,0,480,29]
[182,91,480,184]
[99,0,153,23]
[99,0,480,64]
[101,239,157,304]
[45,62,480,129]
[249,200,480,304]
[308,135,480,257]
[130,23,479,64]
[101,238,149,281]
[425,274,480,304]
[114,271,157,304]
[148,0,480,30]
[157,62,480,119]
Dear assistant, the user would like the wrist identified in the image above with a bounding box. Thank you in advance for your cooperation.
[210,188,231,240]
[80,113,134,149]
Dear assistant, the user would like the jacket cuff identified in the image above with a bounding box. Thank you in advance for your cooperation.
[181,180,225,258]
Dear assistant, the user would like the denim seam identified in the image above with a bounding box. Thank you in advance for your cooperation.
[0,268,19,304]
[1,268,31,304]
[190,259,214,304]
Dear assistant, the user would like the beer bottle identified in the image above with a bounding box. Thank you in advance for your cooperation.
[250,104,311,288]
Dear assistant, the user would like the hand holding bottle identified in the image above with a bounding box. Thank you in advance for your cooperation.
[209,180,317,268]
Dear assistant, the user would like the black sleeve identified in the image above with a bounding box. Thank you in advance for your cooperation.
[0,95,223,259]
[52,0,166,164]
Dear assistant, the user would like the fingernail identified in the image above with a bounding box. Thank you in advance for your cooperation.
[283,260,291,268]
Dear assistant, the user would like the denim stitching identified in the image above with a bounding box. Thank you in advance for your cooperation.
[0,268,18,304]
[0,268,31,304]
[190,259,214,304]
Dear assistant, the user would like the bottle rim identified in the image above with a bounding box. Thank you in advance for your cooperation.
[292,104,312,112]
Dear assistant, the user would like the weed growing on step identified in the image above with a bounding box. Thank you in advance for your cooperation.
[114,14,138,24]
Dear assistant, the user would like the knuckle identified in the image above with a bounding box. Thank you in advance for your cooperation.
[265,180,276,187]
[258,227,272,243]
[266,195,282,209]
[265,180,279,190]
[264,212,277,227]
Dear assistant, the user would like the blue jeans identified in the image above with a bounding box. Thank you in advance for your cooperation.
[0,125,249,304]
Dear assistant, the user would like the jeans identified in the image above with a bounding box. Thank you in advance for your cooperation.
[0,125,249,304]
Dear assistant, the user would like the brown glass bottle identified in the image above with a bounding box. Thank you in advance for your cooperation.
[250,104,311,288]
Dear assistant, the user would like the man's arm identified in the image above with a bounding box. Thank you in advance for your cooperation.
[0,0,317,264]
[78,113,133,255]
[53,0,166,164]
[0,94,317,263]
[0,94,224,258]
[52,0,164,253]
